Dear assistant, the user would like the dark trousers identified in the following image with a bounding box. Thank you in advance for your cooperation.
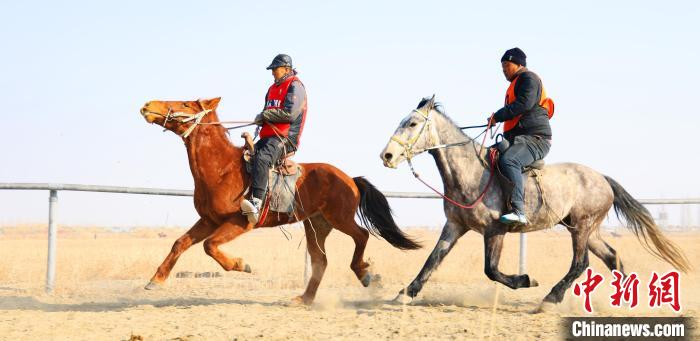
[498,135,551,214]
[251,137,288,200]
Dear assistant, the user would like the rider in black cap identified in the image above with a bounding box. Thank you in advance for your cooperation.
[489,47,553,225]
[241,54,308,224]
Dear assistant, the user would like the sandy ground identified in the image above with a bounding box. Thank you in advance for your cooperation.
[0,226,697,340]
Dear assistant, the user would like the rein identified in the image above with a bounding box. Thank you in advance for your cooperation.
[408,148,498,209]
[200,121,256,129]
[459,123,489,130]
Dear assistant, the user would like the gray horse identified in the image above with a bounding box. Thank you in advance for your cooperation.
[380,96,690,311]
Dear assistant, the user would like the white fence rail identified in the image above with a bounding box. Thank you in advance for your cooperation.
[1,182,699,293]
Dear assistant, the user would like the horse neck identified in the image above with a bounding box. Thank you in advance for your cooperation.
[184,111,244,190]
[428,113,486,196]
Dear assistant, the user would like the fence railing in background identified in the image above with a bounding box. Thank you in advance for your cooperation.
[1,182,699,293]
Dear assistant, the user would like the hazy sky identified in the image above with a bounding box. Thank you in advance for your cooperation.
[1,1,698,228]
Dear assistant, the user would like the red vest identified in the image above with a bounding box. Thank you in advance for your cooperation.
[503,74,555,132]
[260,76,307,142]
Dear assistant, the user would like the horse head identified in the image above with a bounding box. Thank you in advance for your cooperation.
[140,97,221,138]
[380,95,443,168]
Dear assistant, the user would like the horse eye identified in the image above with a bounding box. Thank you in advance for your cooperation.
[409,122,417,127]
[182,103,190,108]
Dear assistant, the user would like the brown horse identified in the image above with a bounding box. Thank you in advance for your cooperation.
[139,97,420,304]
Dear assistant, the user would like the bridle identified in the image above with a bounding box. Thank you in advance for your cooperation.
[387,101,499,210]
[390,107,436,162]
[144,100,256,138]
[142,100,212,138]
[390,102,486,170]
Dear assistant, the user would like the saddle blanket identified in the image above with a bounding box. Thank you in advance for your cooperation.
[267,166,302,213]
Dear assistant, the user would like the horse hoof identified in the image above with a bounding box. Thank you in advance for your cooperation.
[393,293,413,305]
[361,273,372,287]
[244,264,252,273]
[291,295,311,306]
[144,281,163,291]
[371,274,383,288]
[529,278,539,287]
[360,273,382,288]
[533,301,556,314]
[290,296,304,305]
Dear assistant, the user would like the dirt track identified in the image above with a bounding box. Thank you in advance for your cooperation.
[0,227,697,340]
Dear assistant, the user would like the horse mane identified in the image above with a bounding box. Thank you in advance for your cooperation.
[416,96,472,140]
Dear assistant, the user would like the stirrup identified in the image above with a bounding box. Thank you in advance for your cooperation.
[499,211,528,225]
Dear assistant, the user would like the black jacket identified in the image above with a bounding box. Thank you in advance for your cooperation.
[493,69,552,142]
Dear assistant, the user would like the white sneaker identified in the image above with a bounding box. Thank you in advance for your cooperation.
[241,197,263,224]
[499,211,528,225]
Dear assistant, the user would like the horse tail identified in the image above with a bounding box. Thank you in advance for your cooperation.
[604,176,691,272]
[353,176,422,250]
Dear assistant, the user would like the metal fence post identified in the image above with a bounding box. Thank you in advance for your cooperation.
[46,189,58,293]
[518,233,527,275]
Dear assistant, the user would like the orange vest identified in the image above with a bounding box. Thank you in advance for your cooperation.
[503,74,555,132]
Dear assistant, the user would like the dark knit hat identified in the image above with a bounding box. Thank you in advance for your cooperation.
[501,47,527,66]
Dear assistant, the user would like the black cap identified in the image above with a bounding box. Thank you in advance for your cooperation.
[266,54,293,70]
[501,47,527,67]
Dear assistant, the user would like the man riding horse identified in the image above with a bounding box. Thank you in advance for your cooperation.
[489,47,553,225]
[241,54,308,223]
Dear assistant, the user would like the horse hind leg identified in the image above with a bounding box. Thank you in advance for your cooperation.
[539,215,601,311]
[588,233,625,275]
[294,214,332,305]
[322,211,372,286]
[146,218,214,289]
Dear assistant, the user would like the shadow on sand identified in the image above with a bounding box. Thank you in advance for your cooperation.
[0,295,287,313]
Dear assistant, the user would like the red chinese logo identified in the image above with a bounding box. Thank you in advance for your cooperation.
[610,270,639,308]
[572,268,682,313]
[573,268,604,313]
[648,271,681,312]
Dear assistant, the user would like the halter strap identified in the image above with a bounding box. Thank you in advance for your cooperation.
[391,108,434,159]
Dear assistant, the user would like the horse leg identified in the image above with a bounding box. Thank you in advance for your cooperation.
[322,212,372,285]
[396,221,467,301]
[145,218,214,289]
[293,214,332,305]
[540,218,598,308]
[483,227,539,289]
[588,233,626,275]
[203,219,253,272]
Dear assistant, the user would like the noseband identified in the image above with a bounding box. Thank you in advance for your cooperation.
[390,107,435,161]
[148,100,212,138]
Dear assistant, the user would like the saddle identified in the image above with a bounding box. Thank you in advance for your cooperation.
[524,159,545,173]
[487,147,545,175]
[490,139,545,174]
[241,132,300,175]
[275,152,300,176]
[487,144,546,217]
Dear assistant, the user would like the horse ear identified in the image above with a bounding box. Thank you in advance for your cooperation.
[201,97,221,109]
[428,94,436,109]
[417,95,436,110]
